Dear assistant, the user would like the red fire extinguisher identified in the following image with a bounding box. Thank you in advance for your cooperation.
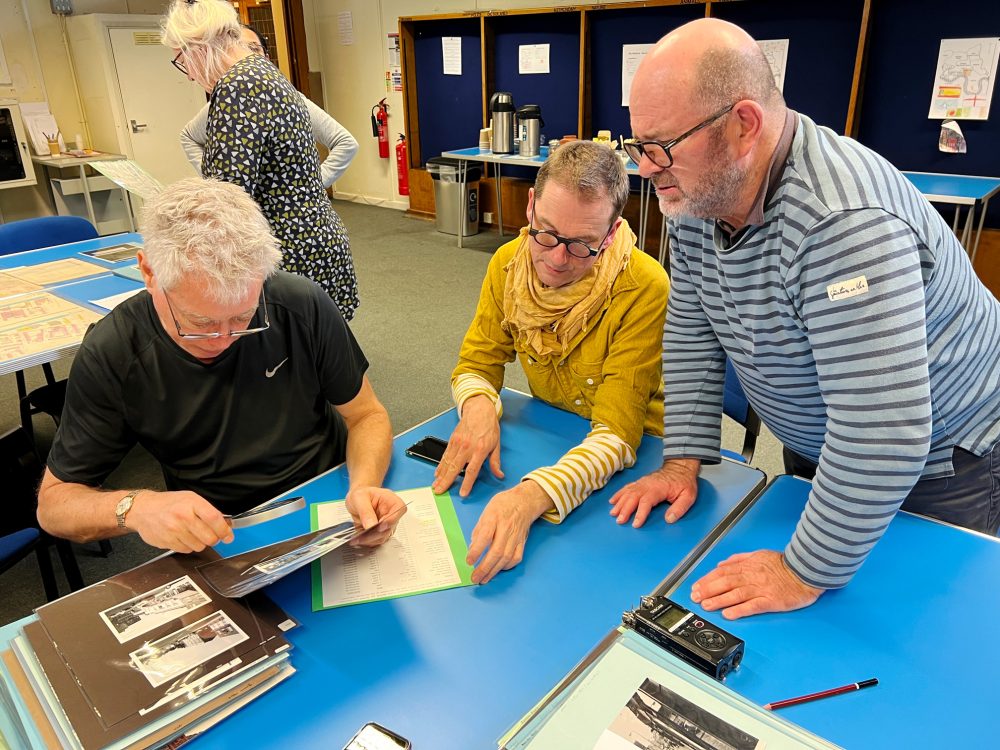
[371,99,389,159]
[395,134,409,196]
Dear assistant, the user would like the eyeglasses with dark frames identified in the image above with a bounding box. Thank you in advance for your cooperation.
[163,288,270,340]
[528,210,614,260]
[171,51,188,76]
[624,103,736,169]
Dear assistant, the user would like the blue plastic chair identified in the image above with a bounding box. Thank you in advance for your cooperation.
[721,358,760,464]
[0,215,99,446]
[0,426,84,601]
[0,215,98,255]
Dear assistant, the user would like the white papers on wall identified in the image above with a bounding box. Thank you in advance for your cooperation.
[758,39,790,92]
[0,39,11,85]
[337,12,354,46]
[442,36,462,76]
[621,44,653,106]
[387,33,401,68]
[928,37,999,120]
[519,44,550,75]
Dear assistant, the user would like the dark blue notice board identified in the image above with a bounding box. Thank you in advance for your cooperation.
[413,18,482,167]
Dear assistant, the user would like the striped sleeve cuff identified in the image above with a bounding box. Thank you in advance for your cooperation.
[452,373,503,418]
[525,425,636,523]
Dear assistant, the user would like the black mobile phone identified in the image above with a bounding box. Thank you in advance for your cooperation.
[405,435,448,465]
[343,722,411,750]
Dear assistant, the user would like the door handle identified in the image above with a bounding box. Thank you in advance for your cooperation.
[130,119,148,133]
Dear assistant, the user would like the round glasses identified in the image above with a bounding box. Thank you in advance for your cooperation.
[624,103,736,169]
[528,211,614,259]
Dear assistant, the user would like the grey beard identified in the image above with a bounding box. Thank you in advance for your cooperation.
[658,159,750,221]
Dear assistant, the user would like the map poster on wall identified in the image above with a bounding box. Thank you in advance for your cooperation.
[758,39,789,92]
[928,37,999,120]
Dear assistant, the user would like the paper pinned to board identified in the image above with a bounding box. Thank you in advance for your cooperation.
[622,44,653,106]
[443,36,462,76]
[939,119,968,153]
[519,44,550,75]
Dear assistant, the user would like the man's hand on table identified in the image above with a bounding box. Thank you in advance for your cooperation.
[432,395,504,497]
[466,480,553,584]
[608,458,701,527]
[127,490,234,552]
[346,486,408,547]
[691,550,824,620]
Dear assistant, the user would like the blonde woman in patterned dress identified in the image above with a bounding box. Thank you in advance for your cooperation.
[161,0,359,319]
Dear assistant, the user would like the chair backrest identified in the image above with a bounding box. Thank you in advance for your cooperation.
[0,427,45,536]
[722,358,761,464]
[0,215,98,256]
[722,358,750,425]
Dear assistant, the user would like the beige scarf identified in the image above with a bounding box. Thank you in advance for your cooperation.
[502,218,634,358]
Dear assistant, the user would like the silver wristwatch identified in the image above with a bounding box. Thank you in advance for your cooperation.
[115,489,142,529]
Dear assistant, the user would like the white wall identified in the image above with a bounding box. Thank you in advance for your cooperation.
[0,0,165,221]
[309,0,629,211]
[2,0,631,219]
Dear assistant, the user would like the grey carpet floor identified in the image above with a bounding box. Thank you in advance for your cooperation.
[0,200,784,625]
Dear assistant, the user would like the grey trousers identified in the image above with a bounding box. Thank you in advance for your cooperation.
[782,441,1000,535]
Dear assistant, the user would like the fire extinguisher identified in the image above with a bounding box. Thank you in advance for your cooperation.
[371,99,389,159]
[395,134,409,196]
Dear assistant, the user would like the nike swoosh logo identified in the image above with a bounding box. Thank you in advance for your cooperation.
[265,358,288,378]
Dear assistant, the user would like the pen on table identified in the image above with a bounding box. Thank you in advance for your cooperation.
[764,678,878,711]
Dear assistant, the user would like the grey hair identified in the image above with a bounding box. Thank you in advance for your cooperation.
[161,0,241,91]
[141,178,282,304]
[535,140,630,221]
[693,44,785,113]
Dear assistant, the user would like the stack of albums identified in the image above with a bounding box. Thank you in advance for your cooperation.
[0,550,297,750]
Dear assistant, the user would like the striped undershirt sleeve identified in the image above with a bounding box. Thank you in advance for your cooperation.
[525,425,636,523]
[451,372,503,418]
[783,210,932,589]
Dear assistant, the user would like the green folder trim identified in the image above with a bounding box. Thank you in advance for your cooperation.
[310,489,474,612]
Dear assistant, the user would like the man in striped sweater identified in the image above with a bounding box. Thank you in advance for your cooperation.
[613,18,1000,618]
[432,141,670,584]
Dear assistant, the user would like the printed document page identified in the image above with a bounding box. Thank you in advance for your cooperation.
[311,487,473,610]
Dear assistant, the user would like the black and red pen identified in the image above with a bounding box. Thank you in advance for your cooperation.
[764,678,878,711]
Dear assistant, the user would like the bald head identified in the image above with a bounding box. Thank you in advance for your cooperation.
[631,18,783,116]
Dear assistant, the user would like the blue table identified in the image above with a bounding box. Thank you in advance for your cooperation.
[666,475,1000,749]
[190,391,765,748]
[0,232,144,376]
[441,147,662,260]
[901,171,1000,262]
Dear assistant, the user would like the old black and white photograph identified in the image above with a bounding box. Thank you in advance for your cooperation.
[129,610,248,688]
[81,242,142,263]
[594,677,762,750]
[98,575,211,644]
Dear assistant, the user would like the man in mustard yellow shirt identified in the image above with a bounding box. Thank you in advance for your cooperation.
[432,141,670,584]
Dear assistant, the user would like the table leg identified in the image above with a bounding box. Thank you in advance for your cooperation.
[638,179,648,250]
[961,204,975,251]
[971,198,990,265]
[78,165,97,231]
[658,216,669,269]
[457,160,466,249]
[952,206,960,235]
[496,165,504,239]
[122,188,136,232]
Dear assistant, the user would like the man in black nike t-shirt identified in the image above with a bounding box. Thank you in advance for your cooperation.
[38,178,405,554]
